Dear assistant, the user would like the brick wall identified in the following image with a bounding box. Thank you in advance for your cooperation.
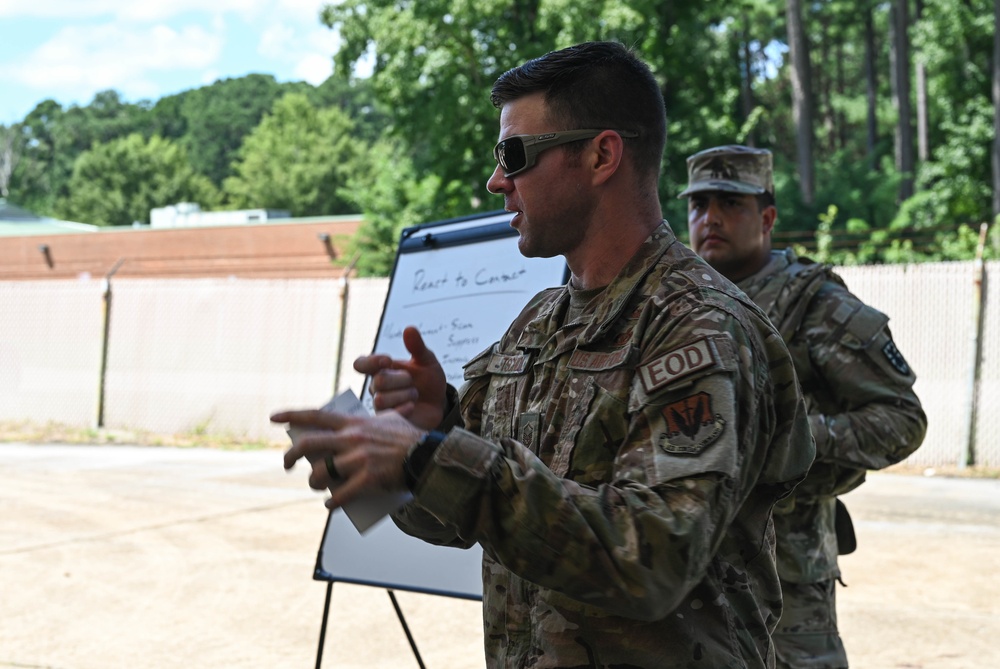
[0,216,364,280]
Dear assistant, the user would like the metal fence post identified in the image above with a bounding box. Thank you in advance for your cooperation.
[96,258,125,429]
[960,223,989,469]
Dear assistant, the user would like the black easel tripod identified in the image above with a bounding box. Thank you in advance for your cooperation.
[310,509,483,668]
[315,581,426,669]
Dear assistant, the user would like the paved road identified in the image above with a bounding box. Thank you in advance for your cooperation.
[1,443,998,669]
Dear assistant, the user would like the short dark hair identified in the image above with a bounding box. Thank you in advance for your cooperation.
[490,41,666,180]
[756,191,776,210]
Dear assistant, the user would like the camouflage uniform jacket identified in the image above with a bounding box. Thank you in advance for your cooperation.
[393,222,815,668]
[737,249,926,584]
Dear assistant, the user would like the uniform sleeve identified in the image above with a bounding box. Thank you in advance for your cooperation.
[397,303,809,620]
[391,347,492,549]
[801,287,927,475]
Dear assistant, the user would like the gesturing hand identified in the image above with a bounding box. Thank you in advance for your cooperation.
[354,326,449,431]
[273,407,425,509]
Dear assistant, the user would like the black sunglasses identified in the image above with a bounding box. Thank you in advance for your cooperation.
[493,129,639,177]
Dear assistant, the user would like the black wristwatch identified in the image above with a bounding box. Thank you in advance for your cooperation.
[402,430,447,491]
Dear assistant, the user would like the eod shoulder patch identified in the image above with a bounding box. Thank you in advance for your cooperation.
[637,338,718,394]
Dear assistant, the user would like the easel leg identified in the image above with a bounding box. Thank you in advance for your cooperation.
[388,589,426,669]
[315,581,334,669]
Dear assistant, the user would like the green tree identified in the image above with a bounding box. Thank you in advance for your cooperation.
[311,75,390,145]
[60,134,219,226]
[223,93,361,216]
[322,0,746,224]
[4,1,993,264]
[9,92,151,215]
[345,139,441,276]
[319,0,995,262]
[176,74,308,187]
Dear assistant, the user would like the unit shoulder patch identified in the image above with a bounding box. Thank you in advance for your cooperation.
[658,391,726,455]
[882,340,911,376]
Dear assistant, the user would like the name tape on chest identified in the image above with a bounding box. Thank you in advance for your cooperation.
[568,345,631,371]
[487,351,530,375]
[638,338,718,394]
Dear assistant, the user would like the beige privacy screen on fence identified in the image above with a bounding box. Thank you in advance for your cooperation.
[1,263,997,466]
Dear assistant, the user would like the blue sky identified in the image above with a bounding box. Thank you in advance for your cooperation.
[0,0,371,125]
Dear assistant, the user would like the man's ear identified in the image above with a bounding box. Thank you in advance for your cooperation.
[761,204,777,236]
[589,130,625,185]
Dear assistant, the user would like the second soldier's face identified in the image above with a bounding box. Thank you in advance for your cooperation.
[687,191,774,283]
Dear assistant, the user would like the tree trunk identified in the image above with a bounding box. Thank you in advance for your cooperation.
[836,40,847,152]
[890,0,915,201]
[741,16,756,146]
[0,125,21,199]
[787,0,815,204]
[864,5,878,170]
[916,0,929,162]
[820,17,835,153]
[993,0,1000,220]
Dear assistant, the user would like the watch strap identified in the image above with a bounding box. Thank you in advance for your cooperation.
[403,430,447,491]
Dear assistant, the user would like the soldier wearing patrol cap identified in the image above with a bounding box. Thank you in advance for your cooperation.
[681,144,928,669]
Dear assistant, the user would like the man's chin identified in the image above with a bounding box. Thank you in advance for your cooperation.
[695,246,721,261]
[696,249,733,270]
[516,236,560,260]
[516,240,542,259]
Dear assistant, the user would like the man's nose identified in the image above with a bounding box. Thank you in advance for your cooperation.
[486,165,511,194]
[704,198,724,224]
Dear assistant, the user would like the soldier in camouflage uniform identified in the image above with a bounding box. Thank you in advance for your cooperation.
[681,145,928,668]
[276,44,815,668]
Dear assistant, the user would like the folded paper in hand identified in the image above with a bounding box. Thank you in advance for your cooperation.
[286,389,412,534]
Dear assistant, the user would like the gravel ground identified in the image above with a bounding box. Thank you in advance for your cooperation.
[1,442,997,669]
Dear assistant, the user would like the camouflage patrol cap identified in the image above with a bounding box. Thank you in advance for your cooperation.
[677,145,774,198]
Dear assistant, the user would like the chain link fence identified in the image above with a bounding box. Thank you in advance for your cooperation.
[0,279,104,427]
[0,262,996,466]
[837,262,979,467]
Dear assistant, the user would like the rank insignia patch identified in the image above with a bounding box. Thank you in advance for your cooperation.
[882,340,911,375]
[659,392,726,455]
[518,412,540,452]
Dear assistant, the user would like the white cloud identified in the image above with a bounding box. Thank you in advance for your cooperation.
[294,54,333,85]
[11,22,223,101]
[0,0,270,21]
[257,22,337,84]
[258,23,297,60]
[0,1,349,119]
[271,0,329,25]
[200,69,221,86]
[118,0,270,23]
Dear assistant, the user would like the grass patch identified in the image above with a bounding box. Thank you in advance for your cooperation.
[884,461,1000,479]
[0,419,285,451]
[4,420,999,478]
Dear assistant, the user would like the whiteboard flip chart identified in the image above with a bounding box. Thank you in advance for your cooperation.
[315,210,568,599]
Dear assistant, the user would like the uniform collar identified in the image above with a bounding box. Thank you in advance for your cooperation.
[737,248,796,291]
[517,221,678,350]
